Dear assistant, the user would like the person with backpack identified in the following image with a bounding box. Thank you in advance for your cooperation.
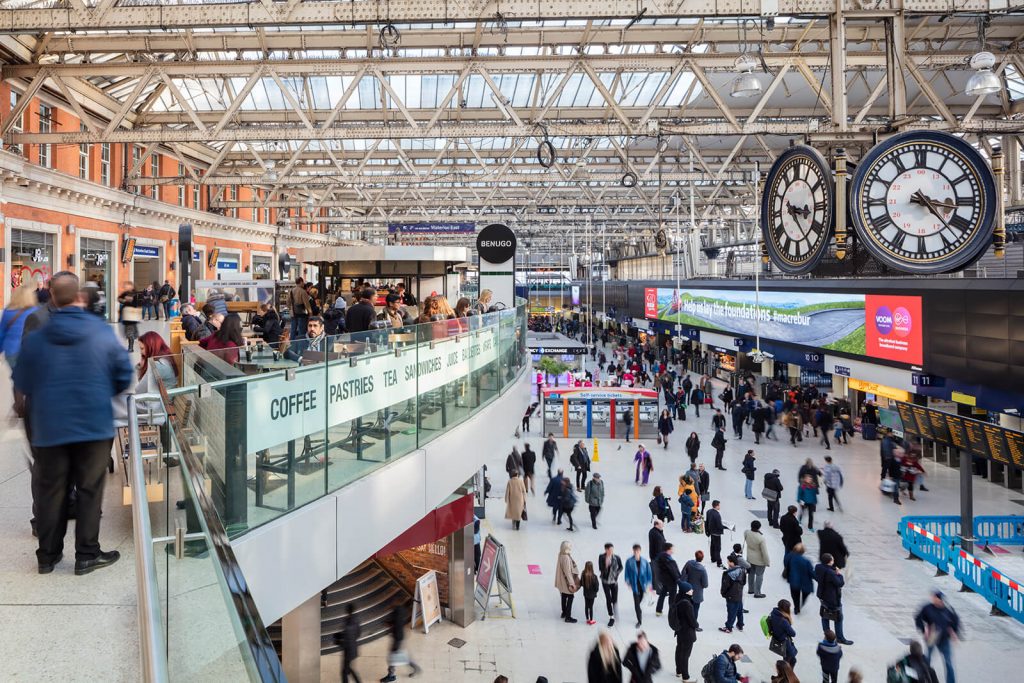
[670,581,699,681]
[767,599,798,667]
[887,640,938,683]
[718,554,747,634]
[914,590,961,683]
[703,644,744,683]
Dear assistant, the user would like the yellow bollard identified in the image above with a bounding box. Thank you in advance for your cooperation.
[592,438,599,462]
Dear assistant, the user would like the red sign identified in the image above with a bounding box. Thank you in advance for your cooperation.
[865,295,922,365]
[476,537,499,592]
[644,288,658,319]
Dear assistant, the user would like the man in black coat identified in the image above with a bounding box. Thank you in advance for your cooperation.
[648,519,667,590]
[380,602,421,681]
[779,505,803,552]
[817,521,849,569]
[542,434,558,479]
[654,544,681,616]
[711,428,727,470]
[815,553,852,645]
[670,582,699,680]
[333,603,362,683]
[704,500,725,567]
[345,287,377,334]
[763,469,784,528]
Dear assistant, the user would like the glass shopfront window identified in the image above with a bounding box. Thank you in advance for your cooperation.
[9,228,54,291]
[80,237,113,320]
[252,255,273,280]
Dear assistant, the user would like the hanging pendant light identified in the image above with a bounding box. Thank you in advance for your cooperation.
[731,54,762,99]
[965,51,1001,97]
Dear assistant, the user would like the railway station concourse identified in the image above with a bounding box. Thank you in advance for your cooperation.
[1,2,1024,683]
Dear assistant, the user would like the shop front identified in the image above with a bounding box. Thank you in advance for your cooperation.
[131,243,163,289]
[710,346,737,381]
[7,223,57,296]
[252,253,273,280]
[215,251,240,280]
[79,236,114,320]
[190,249,205,299]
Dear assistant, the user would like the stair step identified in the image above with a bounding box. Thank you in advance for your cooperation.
[326,574,393,606]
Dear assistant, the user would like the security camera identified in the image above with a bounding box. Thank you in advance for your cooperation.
[751,349,773,364]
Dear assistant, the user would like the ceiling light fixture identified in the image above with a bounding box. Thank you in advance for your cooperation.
[965,51,1000,97]
[731,54,762,99]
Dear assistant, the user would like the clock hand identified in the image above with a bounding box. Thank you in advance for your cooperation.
[911,190,951,229]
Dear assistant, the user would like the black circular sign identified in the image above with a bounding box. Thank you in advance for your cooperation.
[476,223,517,264]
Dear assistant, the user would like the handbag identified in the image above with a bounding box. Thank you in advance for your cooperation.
[820,605,841,621]
[521,505,528,521]
[768,637,787,656]
[656,434,662,445]
[762,487,779,501]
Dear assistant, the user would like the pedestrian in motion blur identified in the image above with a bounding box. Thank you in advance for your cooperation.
[587,631,623,683]
[14,273,133,576]
[333,603,361,683]
[0,282,38,374]
[379,602,421,681]
[623,630,662,683]
[914,590,961,683]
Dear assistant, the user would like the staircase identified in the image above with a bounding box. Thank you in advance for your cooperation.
[268,559,412,656]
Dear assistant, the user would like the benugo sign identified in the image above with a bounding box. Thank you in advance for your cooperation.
[246,327,500,452]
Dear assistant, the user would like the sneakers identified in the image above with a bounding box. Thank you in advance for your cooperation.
[564,617,578,623]
[587,619,596,625]
[754,593,767,599]
[608,618,615,627]
[718,627,732,633]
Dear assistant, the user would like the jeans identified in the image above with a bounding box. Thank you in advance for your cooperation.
[32,439,113,563]
[928,637,955,683]
[584,596,596,621]
[821,609,846,641]
[602,583,618,617]
[822,671,838,683]
[747,564,765,595]
[290,314,308,340]
[725,599,744,629]
[744,478,753,498]
[142,303,154,319]
[560,592,575,619]
[163,300,172,319]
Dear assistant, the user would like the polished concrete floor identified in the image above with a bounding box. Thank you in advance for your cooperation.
[326,366,1024,682]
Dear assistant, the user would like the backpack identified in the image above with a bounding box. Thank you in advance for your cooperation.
[700,654,719,682]
[760,614,771,638]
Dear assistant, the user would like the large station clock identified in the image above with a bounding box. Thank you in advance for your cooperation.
[761,146,835,274]
[849,131,996,274]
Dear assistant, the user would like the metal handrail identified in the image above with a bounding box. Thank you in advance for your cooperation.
[127,394,169,683]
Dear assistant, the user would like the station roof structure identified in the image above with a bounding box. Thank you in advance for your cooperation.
[1,1,1022,254]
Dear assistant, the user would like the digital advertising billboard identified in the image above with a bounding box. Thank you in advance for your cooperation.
[645,287,923,366]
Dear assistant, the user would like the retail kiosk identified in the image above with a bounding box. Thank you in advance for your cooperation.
[542,386,659,439]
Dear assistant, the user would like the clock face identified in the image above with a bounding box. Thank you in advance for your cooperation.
[761,146,835,274]
[850,131,996,274]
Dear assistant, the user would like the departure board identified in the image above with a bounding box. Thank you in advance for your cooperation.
[962,419,991,459]
[983,424,1011,464]
[911,405,934,442]
[897,403,920,436]
[927,410,951,446]
[1004,431,1024,468]
[944,414,970,453]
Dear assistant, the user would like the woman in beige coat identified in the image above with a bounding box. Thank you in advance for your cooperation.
[504,471,527,530]
[555,540,581,623]
[743,519,771,598]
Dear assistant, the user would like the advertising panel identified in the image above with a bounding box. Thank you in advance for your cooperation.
[865,295,923,365]
[646,287,923,366]
[571,285,581,306]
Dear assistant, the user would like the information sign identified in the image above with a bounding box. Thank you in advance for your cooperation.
[962,419,990,460]
[896,403,919,436]
[474,535,514,619]
[982,424,1011,465]
[412,571,443,634]
[944,414,970,453]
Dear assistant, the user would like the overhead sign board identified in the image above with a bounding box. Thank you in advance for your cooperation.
[389,222,475,235]
[476,223,517,264]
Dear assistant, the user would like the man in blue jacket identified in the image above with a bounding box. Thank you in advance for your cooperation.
[14,272,133,576]
[914,590,961,683]
[624,543,653,628]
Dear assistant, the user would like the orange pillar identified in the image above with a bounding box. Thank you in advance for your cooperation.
[634,399,640,440]
[563,398,570,439]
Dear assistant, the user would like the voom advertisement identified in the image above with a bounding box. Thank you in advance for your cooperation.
[645,287,923,366]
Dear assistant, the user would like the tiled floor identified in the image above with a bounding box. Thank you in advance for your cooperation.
[326,361,1024,682]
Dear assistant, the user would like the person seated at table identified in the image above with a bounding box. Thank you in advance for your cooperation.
[416,296,439,324]
[180,304,207,341]
[252,303,283,344]
[283,316,328,362]
[199,312,244,365]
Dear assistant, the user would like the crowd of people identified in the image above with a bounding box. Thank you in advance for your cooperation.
[486,332,951,683]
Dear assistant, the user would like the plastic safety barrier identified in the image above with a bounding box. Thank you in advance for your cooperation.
[973,516,1024,547]
[899,517,1024,623]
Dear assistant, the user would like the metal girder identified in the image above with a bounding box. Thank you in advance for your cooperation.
[2,1,1009,33]
[213,196,752,209]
